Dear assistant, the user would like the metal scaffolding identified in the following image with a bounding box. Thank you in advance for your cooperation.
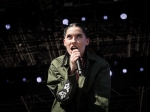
[0,0,150,112]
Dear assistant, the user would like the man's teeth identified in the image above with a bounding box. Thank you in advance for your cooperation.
[71,48,77,50]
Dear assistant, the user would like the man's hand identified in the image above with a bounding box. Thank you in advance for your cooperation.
[69,49,81,74]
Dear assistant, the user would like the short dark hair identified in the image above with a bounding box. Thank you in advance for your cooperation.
[63,23,89,38]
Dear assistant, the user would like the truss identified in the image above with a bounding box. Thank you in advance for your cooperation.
[0,0,150,112]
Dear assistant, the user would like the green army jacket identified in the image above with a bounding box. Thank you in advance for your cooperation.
[47,51,111,112]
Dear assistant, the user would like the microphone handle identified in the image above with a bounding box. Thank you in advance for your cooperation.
[76,58,83,74]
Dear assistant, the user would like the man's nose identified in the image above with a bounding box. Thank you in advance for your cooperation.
[71,37,76,43]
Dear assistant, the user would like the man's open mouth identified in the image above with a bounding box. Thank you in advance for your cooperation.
[71,47,78,50]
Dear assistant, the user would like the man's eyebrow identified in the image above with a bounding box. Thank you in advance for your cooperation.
[76,34,83,36]
[66,34,72,36]
[66,33,83,37]
[77,34,82,35]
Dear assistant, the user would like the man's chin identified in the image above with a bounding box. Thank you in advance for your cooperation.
[68,51,71,55]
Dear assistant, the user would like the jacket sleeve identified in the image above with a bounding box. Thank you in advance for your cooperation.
[88,62,111,112]
[47,59,77,105]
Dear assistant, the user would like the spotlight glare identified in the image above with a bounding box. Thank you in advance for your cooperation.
[114,61,118,65]
[6,79,9,83]
[139,67,144,72]
[5,24,11,30]
[110,71,112,76]
[22,78,26,82]
[120,13,127,20]
[122,68,127,73]
[62,19,69,25]
[103,15,108,20]
[36,77,42,83]
[81,17,86,21]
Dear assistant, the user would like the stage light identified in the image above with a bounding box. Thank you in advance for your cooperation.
[139,67,144,72]
[120,13,127,20]
[6,78,15,83]
[62,19,69,25]
[22,77,30,82]
[6,79,9,83]
[36,76,42,83]
[81,17,86,21]
[114,61,118,66]
[22,78,26,82]
[122,68,127,73]
[5,24,11,30]
[110,71,112,76]
[103,15,108,20]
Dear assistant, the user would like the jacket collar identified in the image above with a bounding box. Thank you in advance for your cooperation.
[63,54,70,66]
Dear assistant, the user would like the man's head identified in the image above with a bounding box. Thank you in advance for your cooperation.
[63,23,90,57]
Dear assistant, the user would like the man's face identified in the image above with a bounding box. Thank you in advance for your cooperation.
[63,26,89,57]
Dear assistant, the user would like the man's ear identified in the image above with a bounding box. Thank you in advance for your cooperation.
[86,38,90,45]
[63,39,66,46]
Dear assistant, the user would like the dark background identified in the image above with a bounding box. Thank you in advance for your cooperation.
[0,0,150,112]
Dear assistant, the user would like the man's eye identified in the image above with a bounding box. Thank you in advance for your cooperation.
[67,36,72,39]
[77,35,82,38]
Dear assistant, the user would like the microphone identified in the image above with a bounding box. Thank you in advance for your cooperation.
[76,57,83,75]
